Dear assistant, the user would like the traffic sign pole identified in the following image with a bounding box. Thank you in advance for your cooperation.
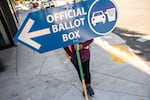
[76,44,89,100]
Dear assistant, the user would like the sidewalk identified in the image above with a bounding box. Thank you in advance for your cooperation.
[0,33,150,100]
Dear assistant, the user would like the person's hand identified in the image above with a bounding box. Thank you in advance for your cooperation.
[74,44,83,50]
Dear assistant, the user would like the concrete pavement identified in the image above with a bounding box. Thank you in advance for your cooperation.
[0,33,150,100]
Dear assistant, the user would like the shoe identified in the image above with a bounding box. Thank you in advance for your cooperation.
[83,87,94,97]
[87,87,94,96]
[83,91,85,97]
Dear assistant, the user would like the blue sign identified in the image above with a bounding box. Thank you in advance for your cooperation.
[14,0,118,53]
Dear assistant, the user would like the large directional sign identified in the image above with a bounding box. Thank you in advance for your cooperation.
[14,0,118,53]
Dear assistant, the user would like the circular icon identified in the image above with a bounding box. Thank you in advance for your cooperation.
[88,0,118,35]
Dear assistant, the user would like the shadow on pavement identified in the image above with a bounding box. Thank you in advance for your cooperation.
[113,27,150,65]
[0,60,5,72]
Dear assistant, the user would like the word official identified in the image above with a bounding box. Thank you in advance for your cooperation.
[46,7,87,33]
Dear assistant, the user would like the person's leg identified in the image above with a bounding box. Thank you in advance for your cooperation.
[71,60,94,96]
[82,59,95,96]
[71,59,92,86]
[82,59,91,86]
[71,61,82,82]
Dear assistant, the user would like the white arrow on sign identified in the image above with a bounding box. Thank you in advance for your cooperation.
[18,18,50,49]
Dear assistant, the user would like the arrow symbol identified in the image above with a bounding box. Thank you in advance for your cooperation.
[18,18,50,49]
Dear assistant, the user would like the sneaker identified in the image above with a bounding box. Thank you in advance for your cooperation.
[83,87,95,97]
[87,87,94,96]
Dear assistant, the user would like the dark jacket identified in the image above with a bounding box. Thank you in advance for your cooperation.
[64,39,93,64]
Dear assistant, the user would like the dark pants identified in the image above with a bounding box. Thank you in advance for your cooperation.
[71,59,91,84]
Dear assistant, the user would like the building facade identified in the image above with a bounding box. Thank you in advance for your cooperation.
[0,0,18,50]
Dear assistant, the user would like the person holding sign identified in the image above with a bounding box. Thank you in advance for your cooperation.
[64,39,94,97]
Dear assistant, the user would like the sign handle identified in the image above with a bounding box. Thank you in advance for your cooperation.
[76,44,89,100]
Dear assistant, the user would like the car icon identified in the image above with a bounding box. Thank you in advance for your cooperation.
[91,11,106,26]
